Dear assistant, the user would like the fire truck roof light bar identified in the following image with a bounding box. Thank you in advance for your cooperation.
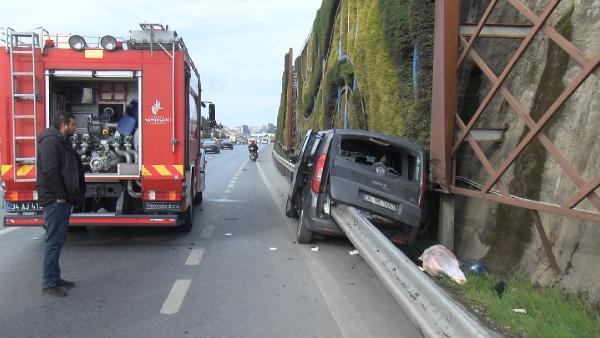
[68,35,86,51]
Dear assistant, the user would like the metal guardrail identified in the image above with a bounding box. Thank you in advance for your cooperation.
[272,149,491,338]
[331,205,492,338]
[272,149,295,172]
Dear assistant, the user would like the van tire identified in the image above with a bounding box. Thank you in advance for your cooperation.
[285,196,298,218]
[297,209,313,244]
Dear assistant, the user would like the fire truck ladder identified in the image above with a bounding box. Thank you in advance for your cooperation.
[7,29,41,182]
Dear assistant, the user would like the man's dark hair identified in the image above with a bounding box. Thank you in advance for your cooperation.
[52,112,76,130]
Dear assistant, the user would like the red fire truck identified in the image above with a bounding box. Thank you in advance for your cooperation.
[0,24,214,231]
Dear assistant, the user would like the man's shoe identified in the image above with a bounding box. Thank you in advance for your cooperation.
[57,278,76,289]
[42,286,67,297]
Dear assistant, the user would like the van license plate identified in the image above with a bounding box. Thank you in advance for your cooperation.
[362,194,397,212]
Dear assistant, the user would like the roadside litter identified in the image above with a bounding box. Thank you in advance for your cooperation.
[419,244,467,285]
[269,247,278,251]
[225,233,232,236]
[311,247,320,252]
[513,309,527,314]
[460,259,487,274]
[349,250,359,256]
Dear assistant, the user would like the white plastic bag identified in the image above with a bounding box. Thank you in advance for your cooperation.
[419,244,467,284]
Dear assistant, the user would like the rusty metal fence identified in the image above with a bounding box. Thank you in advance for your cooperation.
[431,0,599,269]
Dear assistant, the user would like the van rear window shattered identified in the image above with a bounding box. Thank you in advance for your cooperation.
[340,137,420,182]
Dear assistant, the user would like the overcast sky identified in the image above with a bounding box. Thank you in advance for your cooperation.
[1,0,322,128]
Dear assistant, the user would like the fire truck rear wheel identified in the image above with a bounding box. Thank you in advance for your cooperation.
[192,176,203,204]
[179,183,194,232]
[179,206,193,232]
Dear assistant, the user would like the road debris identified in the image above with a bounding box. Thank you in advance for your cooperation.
[33,237,39,241]
[269,247,278,251]
[349,250,359,256]
[311,247,320,252]
[512,309,527,314]
[419,244,466,284]
[460,259,487,274]
[225,233,232,236]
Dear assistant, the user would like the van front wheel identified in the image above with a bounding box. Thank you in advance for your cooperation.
[296,209,313,244]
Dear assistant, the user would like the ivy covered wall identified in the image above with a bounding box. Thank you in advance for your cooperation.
[275,0,435,150]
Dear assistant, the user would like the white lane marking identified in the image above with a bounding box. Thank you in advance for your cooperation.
[185,248,205,266]
[227,184,235,189]
[206,199,246,203]
[200,225,216,238]
[256,158,372,338]
[224,189,232,194]
[0,227,21,237]
[160,279,191,315]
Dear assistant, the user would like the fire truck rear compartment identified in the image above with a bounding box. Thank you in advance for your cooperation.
[48,76,144,213]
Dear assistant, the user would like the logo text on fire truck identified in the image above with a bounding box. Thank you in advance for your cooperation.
[145,99,171,125]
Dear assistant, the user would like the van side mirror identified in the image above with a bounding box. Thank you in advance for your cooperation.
[289,154,298,164]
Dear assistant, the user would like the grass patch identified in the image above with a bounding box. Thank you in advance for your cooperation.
[438,273,600,337]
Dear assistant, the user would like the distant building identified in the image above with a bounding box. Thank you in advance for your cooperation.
[267,123,276,134]
[241,125,251,136]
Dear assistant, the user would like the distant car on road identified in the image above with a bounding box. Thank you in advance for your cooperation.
[202,140,220,154]
[285,129,428,244]
[221,140,234,149]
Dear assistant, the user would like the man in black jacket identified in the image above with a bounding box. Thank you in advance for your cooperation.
[36,112,85,297]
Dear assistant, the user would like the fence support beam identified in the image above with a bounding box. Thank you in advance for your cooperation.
[430,0,459,191]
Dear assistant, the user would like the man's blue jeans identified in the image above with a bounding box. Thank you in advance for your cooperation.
[42,202,72,289]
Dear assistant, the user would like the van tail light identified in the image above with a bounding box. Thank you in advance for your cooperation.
[311,154,327,194]
[418,171,428,209]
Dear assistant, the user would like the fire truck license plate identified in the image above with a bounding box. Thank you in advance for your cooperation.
[5,202,42,213]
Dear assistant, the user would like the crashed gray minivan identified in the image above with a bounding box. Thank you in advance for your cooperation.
[285,129,427,244]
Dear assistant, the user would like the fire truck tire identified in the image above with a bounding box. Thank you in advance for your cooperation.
[179,183,194,232]
[194,192,203,204]
[178,206,193,232]
[192,176,203,204]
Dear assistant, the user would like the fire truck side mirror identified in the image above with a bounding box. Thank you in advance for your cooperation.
[209,104,216,121]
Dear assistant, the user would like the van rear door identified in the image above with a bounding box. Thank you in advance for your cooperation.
[327,131,425,229]
[287,130,318,211]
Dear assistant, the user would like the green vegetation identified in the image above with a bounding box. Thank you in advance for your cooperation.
[276,0,435,150]
[298,0,341,118]
[439,273,600,338]
[276,52,289,148]
[322,60,354,128]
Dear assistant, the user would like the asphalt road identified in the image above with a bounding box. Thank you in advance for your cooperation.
[0,144,421,338]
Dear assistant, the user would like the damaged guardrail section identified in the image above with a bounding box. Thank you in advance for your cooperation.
[331,205,491,338]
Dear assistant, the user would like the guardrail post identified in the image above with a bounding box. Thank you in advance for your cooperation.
[439,193,455,251]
